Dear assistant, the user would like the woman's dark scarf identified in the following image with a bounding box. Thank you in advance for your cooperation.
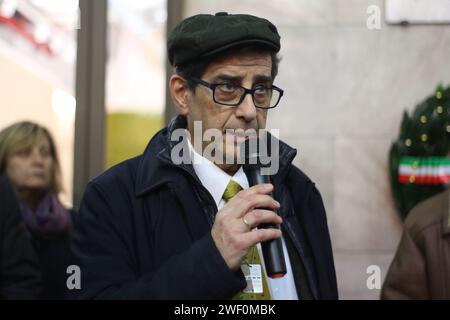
[17,191,72,239]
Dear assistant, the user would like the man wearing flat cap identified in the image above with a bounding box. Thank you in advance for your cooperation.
[70,12,338,300]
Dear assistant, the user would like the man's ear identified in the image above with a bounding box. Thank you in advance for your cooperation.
[169,75,191,115]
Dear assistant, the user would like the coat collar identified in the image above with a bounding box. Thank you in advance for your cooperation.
[135,115,298,196]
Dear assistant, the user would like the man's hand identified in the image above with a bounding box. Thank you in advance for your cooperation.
[211,183,282,271]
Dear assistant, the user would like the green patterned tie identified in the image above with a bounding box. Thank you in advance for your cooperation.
[222,180,272,300]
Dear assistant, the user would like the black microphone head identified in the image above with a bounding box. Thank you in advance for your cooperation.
[239,132,272,170]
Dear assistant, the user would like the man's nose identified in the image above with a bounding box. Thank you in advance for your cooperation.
[235,93,257,122]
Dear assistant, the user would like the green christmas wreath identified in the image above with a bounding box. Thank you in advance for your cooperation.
[389,84,450,220]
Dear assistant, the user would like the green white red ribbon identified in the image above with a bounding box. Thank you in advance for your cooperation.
[399,157,450,184]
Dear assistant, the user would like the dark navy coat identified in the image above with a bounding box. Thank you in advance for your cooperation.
[69,115,338,299]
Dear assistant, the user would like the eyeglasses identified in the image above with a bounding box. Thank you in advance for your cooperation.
[190,78,283,109]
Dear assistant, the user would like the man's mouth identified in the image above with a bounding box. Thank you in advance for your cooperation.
[224,129,256,143]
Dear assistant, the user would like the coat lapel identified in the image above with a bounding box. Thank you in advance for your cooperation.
[169,178,216,242]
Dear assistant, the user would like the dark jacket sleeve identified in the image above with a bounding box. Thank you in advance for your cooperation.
[0,177,42,299]
[68,181,245,299]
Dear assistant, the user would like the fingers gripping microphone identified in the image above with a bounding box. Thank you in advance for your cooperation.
[241,135,286,278]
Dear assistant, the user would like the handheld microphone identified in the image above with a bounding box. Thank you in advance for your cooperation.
[241,135,286,279]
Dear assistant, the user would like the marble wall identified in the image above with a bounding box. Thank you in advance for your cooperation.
[182,0,450,299]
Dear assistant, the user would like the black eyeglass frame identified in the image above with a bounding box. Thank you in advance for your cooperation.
[189,77,284,109]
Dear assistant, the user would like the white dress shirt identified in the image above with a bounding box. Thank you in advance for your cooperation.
[187,138,299,300]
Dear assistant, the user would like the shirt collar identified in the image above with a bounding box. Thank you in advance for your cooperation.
[187,137,249,207]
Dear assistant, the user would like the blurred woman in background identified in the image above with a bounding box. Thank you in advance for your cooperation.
[0,121,73,299]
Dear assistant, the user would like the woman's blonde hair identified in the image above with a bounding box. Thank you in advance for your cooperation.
[0,121,63,193]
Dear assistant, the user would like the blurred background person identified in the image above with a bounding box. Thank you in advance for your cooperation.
[0,121,74,299]
[381,190,450,299]
[0,175,41,299]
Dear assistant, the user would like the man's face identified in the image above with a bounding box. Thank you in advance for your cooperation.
[186,50,273,171]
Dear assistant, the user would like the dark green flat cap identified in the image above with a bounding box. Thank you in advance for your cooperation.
[167,12,281,67]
